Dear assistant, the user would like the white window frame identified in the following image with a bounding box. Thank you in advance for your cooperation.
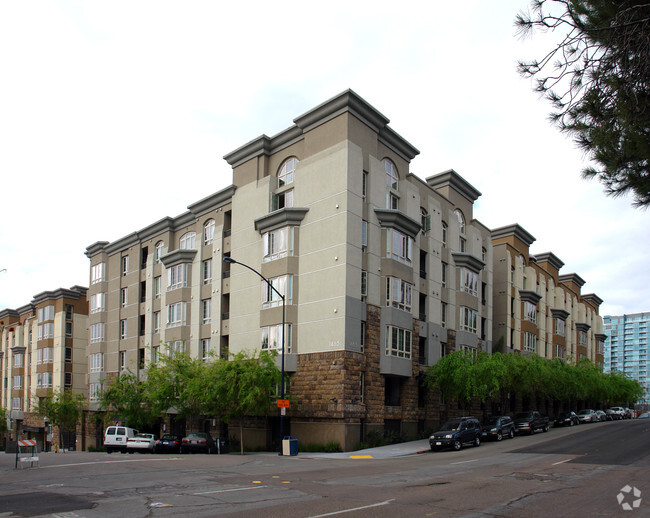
[385,325,411,359]
[202,259,212,285]
[201,338,211,360]
[261,275,292,308]
[167,264,188,290]
[203,219,215,245]
[121,255,129,276]
[523,332,537,353]
[386,228,413,265]
[153,311,161,333]
[121,287,128,307]
[278,157,298,187]
[383,158,398,191]
[90,292,106,313]
[361,271,368,299]
[155,241,165,263]
[261,323,292,353]
[361,220,368,250]
[154,276,161,299]
[201,299,212,324]
[89,382,104,402]
[555,318,566,337]
[180,232,196,250]
[386,277,413,312]
[13,353,23,368]
[90,353,104,373]
[91,262,106,284]
[13,375,22,389]
[263,227,294,262]
[524,301,537,324]
[166,302,187,328]
[90,323,105,343]
[441,302,447,328]
[460,307,478,334]
[120,319,127,340]
[12,397,22,410]
[461,268,478,296]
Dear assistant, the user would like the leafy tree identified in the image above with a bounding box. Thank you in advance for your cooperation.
[36,390,86,450]
[426,350,477,412]
[0,406,8,439]
[517,0,650,207]
[99,370,158,430]
[212,350,281,454]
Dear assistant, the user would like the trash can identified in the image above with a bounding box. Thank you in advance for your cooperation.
[282,436,298,456]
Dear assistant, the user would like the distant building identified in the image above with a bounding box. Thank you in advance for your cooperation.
[0,286,88,448]
[604,312,650,406]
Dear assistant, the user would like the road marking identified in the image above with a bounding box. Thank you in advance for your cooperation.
[40,458,178,469]
[349,455,373,459]
[450,459,479,465]
[552,458,572,465]
[307,499,395,517]
[194,486,267,495]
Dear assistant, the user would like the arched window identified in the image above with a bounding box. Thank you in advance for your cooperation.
[454,209,465,235]
[383,158,399,190]
[203,219,215,246]
[420,207,430,232]
[278,157,298,187]
[442,221,448,246]
[154,241,165,263]
[180,232,196,250]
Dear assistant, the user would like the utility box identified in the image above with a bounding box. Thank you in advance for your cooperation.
[282,436,298,456]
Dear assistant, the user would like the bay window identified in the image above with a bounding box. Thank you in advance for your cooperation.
[263,227,293,262]
[262,275,292,308]
[460,307,478,334]
[385,325,411,359]
[386,277,412,312]
[386,228,413,265]
[261,323,292,353]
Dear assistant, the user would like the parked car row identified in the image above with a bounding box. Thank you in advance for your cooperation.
[102,427,229,454]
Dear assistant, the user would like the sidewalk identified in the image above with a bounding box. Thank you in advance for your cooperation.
[298,438,430,460]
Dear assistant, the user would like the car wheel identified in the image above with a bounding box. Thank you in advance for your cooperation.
[509,429,515,439]
[544,424,549,432]
[473,436,480,447]
[496,431,503,441]
[569,420,574,426]
[453,440,462,451]
[106,448,112,454]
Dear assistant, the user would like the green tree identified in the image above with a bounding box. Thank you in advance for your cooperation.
[426,350,478,412]
[99,370,158,430]
[212,350,281,454]
[517,0,650,207]
[36,390,86,450]
[0,406,8,440]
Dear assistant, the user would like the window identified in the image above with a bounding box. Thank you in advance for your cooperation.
[167,264,188,290]
[90,353,104,373]
[578,330,587,345]
[386,228,413,265]
[278,157,298,187]
[65,347,72,363]
[141,246,149,268]
[140,281,146,303]
[482,247,487,262]
[168,340,185,355]
[180,232,196,250]
[91,262,105,284]
[261,275,292,308]
[441,302,447,328]
[121,255,129,276]
[442,222,448,246]
[386,325,411,359]
[272,189,294,210]
[387,192,399,210]
[420,208,431,233]
[202,299,212,324]
[461,268,478,296]
[155,241,165,263]
[454,209,465,234]
[459,237,466,253]
[383,158,398,190]
[12,397,22,410]
[360,322,366,353]
[38,323,54,340]
[13,375,22,389]
[203,219,215,245]
[90,323,105,343]
[555,318,565,337]
[460,307,478,334]
[555,344,566,359]
[38,305,54,322]
[154,276,161,298]
[202,259,212,285]
[65,372,72,389]
[120,319,127,340]
[361,220,368,250]
[441,262,447,288]
[386,277,412,312]
[361,271,367,299]
[167,302,187,328]
[153,311,161,333]
[524,302,537,324]
[523,332,537,352]
[201,338,211,360]
[263,227,293,261]
[119,351,126,371]
[90,293,106,313]
[152,346,160,364]
[89,382,104,402]
[13,353,23,368]
[261,324,292,353]
[121,287,128,307]
[37,371,52,387]
[362,171,368,199]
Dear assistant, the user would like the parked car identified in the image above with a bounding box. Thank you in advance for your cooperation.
[594,410,607,422]
[430,416,482,451]
[104,426,138,454]
[554,411,580,427]
[181,432,216,454]
[637,412,650,419]
[623,408,633,419]
[608,407,626,419]
[605,409,620,420]
[482,416,515,441]
[577,409,597,423]
[514,411,549,435]
[154,434,183,454]
[127,433,157,453]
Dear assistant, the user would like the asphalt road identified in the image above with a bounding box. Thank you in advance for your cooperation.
[1,419,648,517]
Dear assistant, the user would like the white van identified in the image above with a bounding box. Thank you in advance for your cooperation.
[104,426,138,453]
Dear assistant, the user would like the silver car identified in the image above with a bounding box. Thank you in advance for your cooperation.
[577,409,597,423]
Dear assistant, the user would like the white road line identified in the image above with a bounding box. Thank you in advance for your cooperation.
[39,458,179,469]
[194,486,267,495]
[450,459,479,465]
[552,458,572,465]
[306,499,395,517]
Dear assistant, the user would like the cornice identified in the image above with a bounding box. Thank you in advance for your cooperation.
[32,286,87,305]
[254,207,310,234]
[534,252,565,272]
[491,224,536,247]
[451,252,486,274]
[582,293,603,306]
[426,169,482,204]
[160,249,197,268]
[187,185,236,217]
[559,273,586,288]
[85,241,110,258]
[575,322,591,332]
[551,308,570,321]
[595,333,607,342]
[519,289,542,305]
[374,208,422,239]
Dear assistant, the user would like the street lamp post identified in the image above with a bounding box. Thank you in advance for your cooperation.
[223,257,286,444]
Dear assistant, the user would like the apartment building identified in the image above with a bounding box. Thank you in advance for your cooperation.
[491,224,605,365]
[0,286,88,447]
[604,312,650,405]
[84,90,493,450]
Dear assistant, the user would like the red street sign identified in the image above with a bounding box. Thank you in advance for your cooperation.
[277,399,290,408]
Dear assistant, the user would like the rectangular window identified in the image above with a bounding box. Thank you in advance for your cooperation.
[121,255,129,276]
[261,275,292,308]
[201,338,211,359]
[153,311,161,333]
[167,264,188,290]
[152,346,160,364]
[13,375,22,389]
[386,277,412,312]
[361,220,368,250]
[387,191,399,210]
[64,372,72,389]
[263,227,294,262]
[166,302,187,328]
[555,318,565,337]
[139,315,145,336]
[168,340,185,355]
[12,397,22,410]
[441,262,447,288]
[461,268,478,296]
[89,382,104,402]
[154,276,161,299]
[120,319,127,340]
[362,171,368,199]
[121,287,128,308]
[91,293,106,313]
[202,299,212,324]
[38,323,54,340]
[386,228,413,265]
[90,323,105,343]
[441,302,447,328]
[523,332,537,353]
[65,304,73,321]
[524,302,537,324]
[140,280,146,303]
[202,259,212,285]
[65,347,72,363]
[13,353,23,368]
[459,237,466,253]
[90,353,104,373]
[91,262,105,284]
[360,322,366,353]
[272,189,294,210]
[119,351,126,371]
[460,307,478,334]
[361,271,367,299]
[38,305,54,322]
[555,344,565,359]
[578,330,587,345]
[261,323,292,353]
[385,325,412,359]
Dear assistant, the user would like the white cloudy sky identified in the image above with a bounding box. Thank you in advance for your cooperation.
[0,0,648,316]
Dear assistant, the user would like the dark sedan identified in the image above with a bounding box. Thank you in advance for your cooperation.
[154,434,182,454]
[554,411,580,427]
[181,432,216,454]
[481,416,515,441]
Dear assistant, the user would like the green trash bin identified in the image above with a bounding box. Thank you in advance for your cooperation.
[282,436,298,456]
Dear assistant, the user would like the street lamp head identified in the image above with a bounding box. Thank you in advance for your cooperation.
[223,257,236,264]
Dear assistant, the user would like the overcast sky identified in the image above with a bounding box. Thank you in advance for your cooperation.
[1,0,648,317]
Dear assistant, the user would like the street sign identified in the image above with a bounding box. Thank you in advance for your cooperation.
[277,399,290,408]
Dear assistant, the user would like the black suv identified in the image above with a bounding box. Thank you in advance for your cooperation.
[481,415,515,441]
[430,416,482,451]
